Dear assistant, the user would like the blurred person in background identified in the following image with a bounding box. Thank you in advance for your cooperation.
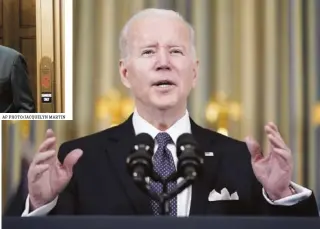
[0,45,36,113]
[14,8,319,217]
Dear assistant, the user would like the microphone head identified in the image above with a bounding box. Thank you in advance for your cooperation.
[176,133,203,180]
[176,133,198,157]
[134,133,155,153]
[127,133,155,184]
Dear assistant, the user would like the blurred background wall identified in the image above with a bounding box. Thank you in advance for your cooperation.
[2,0,320,212]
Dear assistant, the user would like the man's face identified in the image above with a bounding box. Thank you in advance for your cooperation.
[120,15,198,111]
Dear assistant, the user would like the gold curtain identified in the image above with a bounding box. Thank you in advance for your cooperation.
[2,0,320,210]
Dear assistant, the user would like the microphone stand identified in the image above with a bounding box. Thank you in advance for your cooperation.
[160,176,195,215]
[161,179,170,215]
[134,172,196,216]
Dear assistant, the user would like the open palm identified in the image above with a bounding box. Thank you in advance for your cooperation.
[245,122,293,200]
[28,129,83,209]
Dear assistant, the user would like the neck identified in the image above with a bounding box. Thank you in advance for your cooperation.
[135,103,187,131]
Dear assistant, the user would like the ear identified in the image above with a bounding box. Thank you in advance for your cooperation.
[119,59,131,88]
[192,59,199,88]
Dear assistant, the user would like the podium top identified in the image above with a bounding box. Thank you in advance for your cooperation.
[3,216,320,229]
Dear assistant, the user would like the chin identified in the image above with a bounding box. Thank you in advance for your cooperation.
[148,94,181,110]
[152,101,177,111]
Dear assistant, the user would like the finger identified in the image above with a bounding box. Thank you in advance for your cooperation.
[45,129,55,139]
[265,123,284,143]
[38,136,56,153]
[267,134,288,150]
[265,126,285,143]
[273,148,292,161]
[33,164,50,174]
[62,149,83,174]
[245,137,263,162]
[265,126,287,147]
[32,150,56,165]
[267,122,278,132]
[265,125,279,136]
[29,164,50,182]
[39,129,55,152]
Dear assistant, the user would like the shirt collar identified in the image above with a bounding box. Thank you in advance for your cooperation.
[132,108,191,145]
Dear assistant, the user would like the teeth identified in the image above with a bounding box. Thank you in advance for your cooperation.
[155,81,173,86]
[159,84,170,88]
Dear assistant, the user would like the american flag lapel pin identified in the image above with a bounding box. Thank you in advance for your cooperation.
[205,152,214,156]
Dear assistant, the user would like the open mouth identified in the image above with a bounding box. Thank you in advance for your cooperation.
[152,80,176,88]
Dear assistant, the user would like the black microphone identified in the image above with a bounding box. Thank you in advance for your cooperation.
[126,133,154,184]
[176,133,204,181]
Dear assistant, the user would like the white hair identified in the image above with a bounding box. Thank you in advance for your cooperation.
[119,8,196,59]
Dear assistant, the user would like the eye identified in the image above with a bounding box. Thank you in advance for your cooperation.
[170,49,183,55]
[141,49,155,56]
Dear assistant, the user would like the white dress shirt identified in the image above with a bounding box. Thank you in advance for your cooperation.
[22,109,312,216]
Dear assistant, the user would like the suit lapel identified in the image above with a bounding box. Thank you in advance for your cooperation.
[104,115,153,215]
[189,119,221,215]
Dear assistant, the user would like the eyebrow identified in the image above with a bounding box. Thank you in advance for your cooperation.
[139,44,186,50]
[168,45,185,49]
[140,44,158,49]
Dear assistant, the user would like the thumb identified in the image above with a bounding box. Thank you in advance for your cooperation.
[62,149,83,174]
[245,136,263,161]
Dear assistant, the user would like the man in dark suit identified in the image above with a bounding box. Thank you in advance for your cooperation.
[0,45,36,113]
[22,8,318,217]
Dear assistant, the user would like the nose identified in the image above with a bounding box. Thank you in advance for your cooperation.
[155,48,171,70]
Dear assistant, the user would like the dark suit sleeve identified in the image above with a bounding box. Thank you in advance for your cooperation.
[254,180,319,216]
[11,54,36,113]
[48,142,78,215]
[49,176,77,215]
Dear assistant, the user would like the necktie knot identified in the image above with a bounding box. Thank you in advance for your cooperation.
[155,132,173,148]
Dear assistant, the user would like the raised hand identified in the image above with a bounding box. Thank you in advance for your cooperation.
[28,129,83,210]
[245,122,293,200]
